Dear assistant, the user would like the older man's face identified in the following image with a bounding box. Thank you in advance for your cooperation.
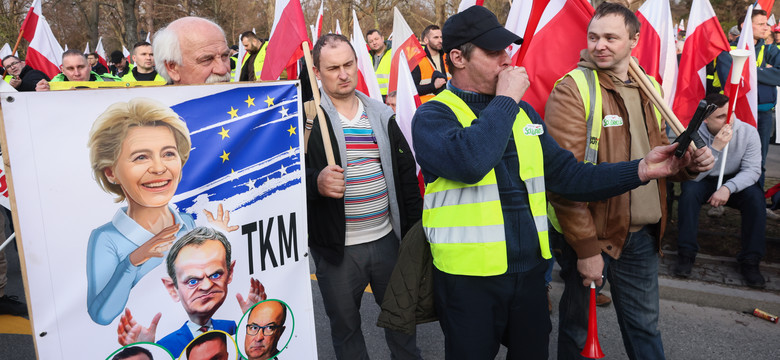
[168,22,231,84]
[244,301,286,360]
[163,240,234,321]
[2,58,23,77]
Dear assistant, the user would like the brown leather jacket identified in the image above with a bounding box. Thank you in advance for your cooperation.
[544,53,694,260]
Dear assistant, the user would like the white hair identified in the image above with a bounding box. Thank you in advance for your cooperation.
[153,17,226,84]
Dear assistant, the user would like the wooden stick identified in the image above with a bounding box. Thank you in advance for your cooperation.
[627,58,688,138]
[301,41,336,165]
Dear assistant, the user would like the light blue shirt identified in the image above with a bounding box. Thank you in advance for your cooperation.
[86,206,195,325]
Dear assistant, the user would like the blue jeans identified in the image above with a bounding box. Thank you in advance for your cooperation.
[554,227,664,360]
[311,232,421,360]
[757,110,775,188]
[677,178,766,262]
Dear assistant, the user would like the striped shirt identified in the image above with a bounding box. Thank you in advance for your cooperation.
[339,100,392,245]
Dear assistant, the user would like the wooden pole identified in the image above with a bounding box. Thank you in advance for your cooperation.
[627,58,696,151]
[301,41,336,165]
[627,59,684,134]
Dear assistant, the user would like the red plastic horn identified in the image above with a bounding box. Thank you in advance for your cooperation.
[581,281,605,359]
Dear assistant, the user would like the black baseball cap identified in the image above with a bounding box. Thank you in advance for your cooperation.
[442,5,522,53]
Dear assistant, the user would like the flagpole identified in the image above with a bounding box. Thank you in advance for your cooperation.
[628,59,693,146]
[301,41,336,166]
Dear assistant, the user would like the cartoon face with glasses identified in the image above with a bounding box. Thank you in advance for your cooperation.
[244,300,287,360]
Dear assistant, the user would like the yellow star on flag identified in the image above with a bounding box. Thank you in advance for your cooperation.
[245,95,256,107]
[287,124,297,136]
[220,150,231,163]
[218,127,230,140]
[228,106,239,119]
[264,95,275,107]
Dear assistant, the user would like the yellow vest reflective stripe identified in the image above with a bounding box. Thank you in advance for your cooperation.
[375,49,391,95]
[547,68,663,232]
[423,90,550,276]
[3,75,11,83]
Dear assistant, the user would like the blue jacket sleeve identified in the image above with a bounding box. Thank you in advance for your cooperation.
[519,102,645,202]
[412,96,519,184]
[86,229,140,325]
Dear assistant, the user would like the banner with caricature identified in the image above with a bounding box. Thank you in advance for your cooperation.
[0,81,316,359]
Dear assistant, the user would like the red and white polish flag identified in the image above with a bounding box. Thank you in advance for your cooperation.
[727,5,758,127]
[95,37,108,69]
[672,0,730,125]
[394,49,424,196]
[22,0,63,79]
[633,0,678,105]
[388,7,427,94]
[351,10,382,102]
[261,0,309,81]
[512,0,594,118]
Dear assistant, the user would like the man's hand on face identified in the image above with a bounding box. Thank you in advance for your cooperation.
[317,164,346,198]
[495,66,530,103]
[117,308,160,346]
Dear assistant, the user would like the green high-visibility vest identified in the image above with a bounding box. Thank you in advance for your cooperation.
[422,90,550,276]
[121,71,164,82]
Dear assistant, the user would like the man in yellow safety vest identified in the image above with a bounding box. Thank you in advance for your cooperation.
[411,5,713,359]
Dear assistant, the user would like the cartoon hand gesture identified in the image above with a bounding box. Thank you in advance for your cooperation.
[203,203,239,232]
[236,278,267,313]
[117,308,160,346]
[128,224,181,266]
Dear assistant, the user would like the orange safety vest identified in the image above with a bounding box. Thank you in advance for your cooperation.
[419,52,450,103]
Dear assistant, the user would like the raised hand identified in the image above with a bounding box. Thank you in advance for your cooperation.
[117,308,160,346]
[236,278,267,313]
[203,203,239,232]
[128,223,181,266]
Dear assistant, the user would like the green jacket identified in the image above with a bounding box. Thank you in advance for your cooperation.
[376,220,437,335]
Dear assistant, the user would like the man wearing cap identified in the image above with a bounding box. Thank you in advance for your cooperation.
[412,6,711,359]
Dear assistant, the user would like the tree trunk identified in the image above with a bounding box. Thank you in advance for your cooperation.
[123,0,138,46]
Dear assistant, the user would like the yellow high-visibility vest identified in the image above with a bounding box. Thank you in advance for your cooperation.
[547,67,663,232]
[423,90,550,276]
[374,49,392,95]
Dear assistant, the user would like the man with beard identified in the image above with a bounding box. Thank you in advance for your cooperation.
[153,17,232,85]
[239,31,267,82]
[412,25,449,103]
[122,42,163,82]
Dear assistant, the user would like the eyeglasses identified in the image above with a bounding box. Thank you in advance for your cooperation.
[246,323,281,336]
[5,61,20,68]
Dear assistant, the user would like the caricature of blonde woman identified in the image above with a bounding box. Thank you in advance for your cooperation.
[87,98,237,325]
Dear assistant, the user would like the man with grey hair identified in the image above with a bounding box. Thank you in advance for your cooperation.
[153,17,232,85]
[116,227,265,357]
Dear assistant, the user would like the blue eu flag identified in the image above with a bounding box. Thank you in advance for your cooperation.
[171,84,302,215]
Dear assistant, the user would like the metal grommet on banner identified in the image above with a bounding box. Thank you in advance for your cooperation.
[6,96,14,103]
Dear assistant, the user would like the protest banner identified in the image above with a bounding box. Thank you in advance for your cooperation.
[0,81,316,359]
